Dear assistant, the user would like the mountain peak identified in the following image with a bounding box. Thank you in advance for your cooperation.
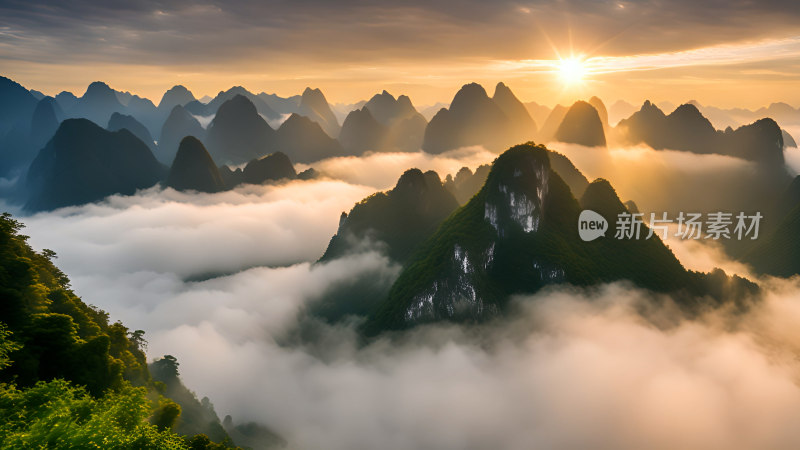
[298,87,340,137]
[78,81,120,108]
[393,168,427,192]
[588,96,609,126]
[85,81,112,92]
[482,143,552,236]
[242,151,297,184]
[167,136,225,193]
[218,94,257,116]
[166,84,191,95]
[396,94,414,109]
[640,100,663,114]
[206,94,275,165]
[670,103,704,118]
[26,118,163,211]
[493,81,511,95]
[302,87,323,99]
[280,112,314,129]
[555,101,606,147]
[580,178,626,217]
[158,85,195,110]
[450,82,490,109]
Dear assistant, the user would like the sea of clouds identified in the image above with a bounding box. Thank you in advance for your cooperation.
[8,145,800,449]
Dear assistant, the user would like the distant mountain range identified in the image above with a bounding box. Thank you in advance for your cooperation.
[423,82,537,153]
[1,74,798,213]
[615,101,785,165]
[25,119,166,211]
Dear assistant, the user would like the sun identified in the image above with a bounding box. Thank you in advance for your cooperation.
[557,57,587,85]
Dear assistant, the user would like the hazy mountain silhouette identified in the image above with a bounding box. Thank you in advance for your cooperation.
[338,107,388,154]
[0,76,37,135]
[617,101,784,164]
[688,100,742,130]
[159,105,206,165]
[721,118,785,165]
[298,87,340,137]
[0,77,59,176]
[492,82,538,143]
[26,119,164,211]
[361,90,428,151]
[69,81,125,127]
[258,92,301,115]
[206,95,276,165]
[608,100,637,125]
[362,143,751,334]
[183,100,212,117]
[205,86,280,120]
[119,93,160,136]
[322,168,459,264]
[555,101,607,147]
[784,129,798,148]
[54,91,79,112]
[588,96,609,128]
[423,82,516,153]
[330,100,367,124]
[242,152,297,185]
[754,102,800,126]
[108,112,156,152]
[419,102,448,121]
[275,113,345,163]
[523,101,552,129]
[30,97,60,150]
[537,104,568,142]
[157,85,196,112]
[363,90,415,125]
[166,136,225,193]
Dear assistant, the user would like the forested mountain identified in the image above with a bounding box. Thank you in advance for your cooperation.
[361,143,756,334]
[0,212,260,448]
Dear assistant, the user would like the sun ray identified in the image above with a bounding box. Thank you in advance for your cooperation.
[557,56,587,85]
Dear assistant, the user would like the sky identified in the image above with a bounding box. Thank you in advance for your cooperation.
[1,1,799,109]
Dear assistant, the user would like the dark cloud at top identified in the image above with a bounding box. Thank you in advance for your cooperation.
[1,0,800,69]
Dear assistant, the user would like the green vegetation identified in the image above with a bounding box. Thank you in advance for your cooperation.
[363,143,756,334]
[0,212,242,449]
[321,168,459,264]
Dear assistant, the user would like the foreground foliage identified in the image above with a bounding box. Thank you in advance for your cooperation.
[0,212,240,449]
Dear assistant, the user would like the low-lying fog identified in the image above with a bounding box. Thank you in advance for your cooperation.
[10,145,800,450]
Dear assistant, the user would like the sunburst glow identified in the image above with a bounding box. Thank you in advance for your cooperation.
[557,57,587,85]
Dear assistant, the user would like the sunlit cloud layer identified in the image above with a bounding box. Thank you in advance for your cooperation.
[8,142,800,449]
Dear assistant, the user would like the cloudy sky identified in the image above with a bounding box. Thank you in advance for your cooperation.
[1,0,799,107]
